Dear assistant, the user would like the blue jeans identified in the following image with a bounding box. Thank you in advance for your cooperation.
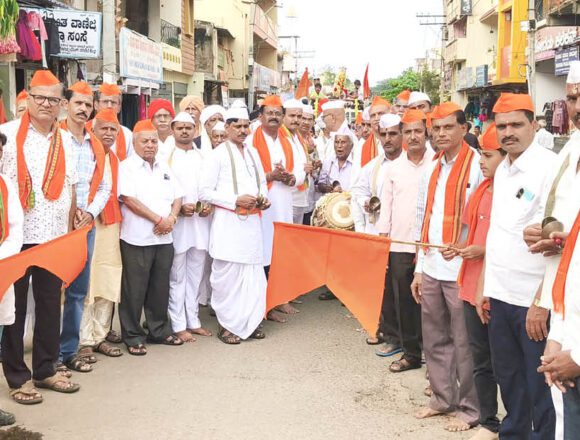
[60,227,95,362]
[564,378,580,440]
[489,298,555,440]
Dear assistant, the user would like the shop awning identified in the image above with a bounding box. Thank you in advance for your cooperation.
[17,0,75,9]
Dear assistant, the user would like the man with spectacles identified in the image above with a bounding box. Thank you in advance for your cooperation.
[94,84,134,161]
[148,99,176,161]
[58,82,112,375]
[0,70,80,403]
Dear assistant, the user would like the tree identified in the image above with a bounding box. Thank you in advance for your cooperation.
[372,68,441,105]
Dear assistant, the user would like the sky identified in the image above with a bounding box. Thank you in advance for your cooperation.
[277,0,443,86]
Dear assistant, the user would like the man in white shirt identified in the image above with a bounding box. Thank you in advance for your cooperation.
[317,125,355,194]
[350,114,402,234]
[0,70,80,399]
[166,112,212,343]
[94,83,134,160]
[536,119,555,150]
[375,110,434,370]
[118,119,184,355]
[411,102,482,432]
[318,100,347,163]
[480,93,557,439]
[199,107,269,344]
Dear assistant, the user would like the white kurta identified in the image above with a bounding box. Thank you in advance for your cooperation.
[247,131,295,266]
[0,174,23,325]
[199,141,268,338]
[350,155,390,235]
[290,133,309,214]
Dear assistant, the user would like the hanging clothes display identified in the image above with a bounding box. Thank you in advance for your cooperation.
[543,102,554,133]
[42,16,60,56]
[15,10,41,61]
[551,100,569,135]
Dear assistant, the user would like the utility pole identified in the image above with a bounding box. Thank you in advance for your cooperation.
[416,8,446,101]
[101,0,117,80]
[527,0,537,112]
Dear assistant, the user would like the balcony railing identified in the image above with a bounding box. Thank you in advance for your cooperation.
[161,19,181,49]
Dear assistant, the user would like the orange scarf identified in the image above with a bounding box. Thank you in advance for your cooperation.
[0,176,9,245]
[60,120,106,205]
[420,142,475,248]
[100,151,122,225]
[116,127,128,161]
[253,126,294,189]
[457,178,491,286]
[360,134,378,167]
[16,111,66,210]
[552,209,580,317]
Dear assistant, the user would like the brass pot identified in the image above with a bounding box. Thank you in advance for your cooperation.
[541,216,564,239]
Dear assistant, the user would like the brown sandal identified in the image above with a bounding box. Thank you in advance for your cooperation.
[94,341,123,357]
[389,357,422,373]
[34,374,80,393]
[217,327,241,345]
[78,346,98,364]
[9,380,43,405]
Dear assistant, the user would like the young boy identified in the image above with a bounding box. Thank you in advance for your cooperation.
[454,123,506,440]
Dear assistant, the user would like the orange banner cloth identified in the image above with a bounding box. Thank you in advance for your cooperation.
[363,63,371,99]
[267,223,391,336]
[294,68,312,99]
[0,226,91,302]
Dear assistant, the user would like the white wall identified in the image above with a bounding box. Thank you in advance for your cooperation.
[535,71,567,116]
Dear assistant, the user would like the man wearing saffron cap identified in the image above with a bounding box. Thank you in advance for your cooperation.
[78,109,124,359]
[118,119,184,355]
[356,96,390,172]
[452,123,506,440]
[59,81,112,374]
[199,106,269,344]
[148,98,176,161]
[411,101,482,432]
[94,83,134,160]
[15,91,28,119]
[351,113,402,235]
[480,93,556,439]
[536,61,580,439]
[372,110,434,366]
[166,112,212,342]
[393,90,411,116]
[0,69,80,400]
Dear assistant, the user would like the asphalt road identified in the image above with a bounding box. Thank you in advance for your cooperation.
[0,292,482,440]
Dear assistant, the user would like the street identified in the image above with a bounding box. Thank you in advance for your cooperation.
[0,293,485,440]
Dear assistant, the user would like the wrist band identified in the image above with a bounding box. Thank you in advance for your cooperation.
[154,216,163,226]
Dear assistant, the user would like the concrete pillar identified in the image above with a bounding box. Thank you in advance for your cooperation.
[102,0,117,78]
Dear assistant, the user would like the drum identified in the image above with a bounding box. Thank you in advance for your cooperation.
[311,192,355,230]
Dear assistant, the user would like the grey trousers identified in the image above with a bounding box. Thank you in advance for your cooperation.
[421,273,480,426]
[119,240,174,346]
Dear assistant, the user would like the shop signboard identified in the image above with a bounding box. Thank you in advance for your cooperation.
[457,68,467,90]
[475,65,488,87]
[253,62,280,91]
[119,28,163,83]
[535,26,579,61]
[460,0,472,16]
[555,46,579,76]
[27,8,102,59]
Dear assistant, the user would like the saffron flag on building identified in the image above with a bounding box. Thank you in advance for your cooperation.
[0,225,91,301]
[294,68,311,99]
[267,223,391,337]
[363,63,371,99]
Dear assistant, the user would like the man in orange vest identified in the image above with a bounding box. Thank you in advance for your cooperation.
[59,82,112,374]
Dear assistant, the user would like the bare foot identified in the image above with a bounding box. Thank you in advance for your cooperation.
[445,416,472,432]
[276,303,300,314]
[414,406,444,419]
[188,327,212,337]
[175,330,196,343]
[423,385,433,397]
[468,427,498,440]
[267,310,288,323]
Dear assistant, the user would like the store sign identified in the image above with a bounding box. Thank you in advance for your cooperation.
[475,65,488,87]
[119,28,163,83]
[161,43,182,72]
[555,46,579,76]
[253,62,280,91]
[30,8,102,59]
[535,26,579,61]
[460,0,472,16]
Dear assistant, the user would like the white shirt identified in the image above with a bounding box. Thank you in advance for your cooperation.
[548,230,580,366]
[415,148,483,281]
[118,154,184,246]
[199,141,268,265]
[317,154,355,192]
[316,134,333,163]
[350,154,391,234]
[289,132,309,208]
[535,128,555,150]
[167,146,211,254]
[0,119,78,244]
[484,141,557,307]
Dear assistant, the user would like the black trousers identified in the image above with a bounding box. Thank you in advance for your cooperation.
[119,240,174,346]
[2,244,62,388]
[379,252,422,361]
[463,302,500,433]
[564,378,580,440]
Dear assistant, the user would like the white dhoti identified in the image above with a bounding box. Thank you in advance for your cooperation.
[168,247,207,331]
[210,259,266,340]
[79,297,115,347]
[198,253,213,306]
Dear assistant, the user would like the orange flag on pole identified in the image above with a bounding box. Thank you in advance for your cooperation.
[294,68,312,99]
[267,223,391,336]
[0,226,91,301]
[363,63,371,99]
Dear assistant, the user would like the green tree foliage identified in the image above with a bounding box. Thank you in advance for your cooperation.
[372,68,441,105]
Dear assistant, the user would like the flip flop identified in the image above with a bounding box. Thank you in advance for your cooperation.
[375,344,403,357]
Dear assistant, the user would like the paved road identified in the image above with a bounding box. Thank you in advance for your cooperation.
[1,293,480,440]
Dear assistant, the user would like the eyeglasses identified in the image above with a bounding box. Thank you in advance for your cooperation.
[30,94,61,107]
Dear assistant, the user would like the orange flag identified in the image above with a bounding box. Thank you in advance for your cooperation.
[294,68,312,99]
[0,226,91,301]
[363,63,371,99]
[267,223,391,336]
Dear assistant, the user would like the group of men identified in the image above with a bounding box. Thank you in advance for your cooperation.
[0,63,579,440]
